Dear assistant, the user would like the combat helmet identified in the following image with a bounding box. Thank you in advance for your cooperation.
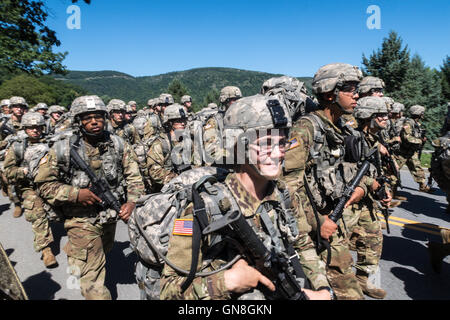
[48,105,65,115]
[354,96,388,120]
[21,112,45,127]
[158,94,175,106]
[312,63,363,95]
[180,95,192,104]
[219,86,242,104]
[223,94,291,152]
[261,76,309,119]
[409,105,426,116]
[71,95,107,121]
[163,103,187,124]
[35,103,48,111]
[107,99,126,114]
[391,102,405,114]
[381,97,395,111]
[9,96,29,108]
[0,99,10,108]
[358,76,385,94]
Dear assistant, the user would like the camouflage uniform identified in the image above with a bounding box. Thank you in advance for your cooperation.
[430,132,450,208]
[3,113,56,264]
[143,94,173,141]
[106,99,141,145]
[282,63,369,300]
[160,94,331,300]
[395,105,428,189]
[146,104,192,192]
[35,96,145,300]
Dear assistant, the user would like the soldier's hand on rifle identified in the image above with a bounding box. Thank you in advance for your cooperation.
[383,190,393,207]
[344,186,365,208]
[119,202,135,223]
[321,216,338,240]
[378,144,389,156]
[224,259,275,294]
[77,188,102,206]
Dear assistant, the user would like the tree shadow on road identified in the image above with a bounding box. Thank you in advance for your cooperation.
[22,271,62,300]
[105,240,137,300]
[390,266,450,300]
[396,187,450,223]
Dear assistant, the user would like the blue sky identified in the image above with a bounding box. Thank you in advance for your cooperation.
[44,0,450,77]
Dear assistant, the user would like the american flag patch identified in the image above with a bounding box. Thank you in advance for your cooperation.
[289,138,300,150]
[173,219,193,236]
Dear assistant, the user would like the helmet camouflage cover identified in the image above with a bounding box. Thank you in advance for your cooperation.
[163,103,187,124]
[48,105,65,114]
[353,96,388,120]
[391,102,405,114]
[180,95,192,104]
[219,86,242,104]
[21,112,45,127]
[358,76,385,94]
[158,94,174,105]
[381,96,395,111]
[223,94,291,153]
[35,103,48,110]
[107,99,126,113]
[312,63,363,95]
[409,105,426,116]
[71,95,107,119]
[9,96,28,108]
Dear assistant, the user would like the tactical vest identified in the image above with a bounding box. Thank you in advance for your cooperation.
[431,134,450,186]
[13,137,49,184]
[53,132,126,205]
[302,114,359,212]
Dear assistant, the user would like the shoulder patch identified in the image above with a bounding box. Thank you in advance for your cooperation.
[172,219,193,236]
[288,138,300,150]
[39,154,49,165]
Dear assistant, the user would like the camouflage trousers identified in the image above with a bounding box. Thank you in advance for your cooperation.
[63,217,116,300]
[343,202,383,276]
[394,151,426,185]
[1,172,20,206]
[21,189,54,252]
[295,188,364,300]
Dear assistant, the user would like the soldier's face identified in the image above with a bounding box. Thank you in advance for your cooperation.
[11,105,25,117]
[184,102,192,109]
[124,113,132,121]
[248,130,288,180]
[337,83,359,112]
[111,110,124,123]
[80,112,105,135]
[37,109,47,116]
[370,89,384,97]
[51,112,62,121]
[2,106,10,114]
[25,126,43,140]
[373,113,388,129]
[171,119,186,130]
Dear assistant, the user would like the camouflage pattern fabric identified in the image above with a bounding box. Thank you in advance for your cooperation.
[160,172,330,300]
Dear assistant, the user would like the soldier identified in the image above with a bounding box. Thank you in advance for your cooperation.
[145,103,192,192]
[3,112,58,268]
[143,94,173,141]
[180,95,192,114]
[45,105,67,136]
[106,99,140,145]
[358,76,385,98]
[395,105,431,192]
[347,96,395,299]
[35,95,145,300]
[1,99,10,115]
[282,63,384,300]
[0,97,29,218]
[202,86,242,165]
[430,131,450,212]
[127,100,138,117]
[160,94,333,300]
[34,103,49,118]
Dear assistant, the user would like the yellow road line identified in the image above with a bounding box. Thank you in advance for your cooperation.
[377,214,443,236]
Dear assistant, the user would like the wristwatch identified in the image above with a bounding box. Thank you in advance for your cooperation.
[317,286,336,300]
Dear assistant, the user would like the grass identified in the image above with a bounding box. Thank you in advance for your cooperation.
[420,152,432,168]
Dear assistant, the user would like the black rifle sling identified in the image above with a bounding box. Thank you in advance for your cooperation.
[180,183,209,293]
[303,176,332,266]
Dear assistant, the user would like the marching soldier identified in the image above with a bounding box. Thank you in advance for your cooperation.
[35,95,145,300]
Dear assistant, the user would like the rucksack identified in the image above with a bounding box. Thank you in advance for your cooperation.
[128,166,229,267]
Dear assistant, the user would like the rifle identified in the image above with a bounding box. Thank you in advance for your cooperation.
[70,138,122,214]
[374,176,391,234]
[203,209,309,300]
[378,133,403,189]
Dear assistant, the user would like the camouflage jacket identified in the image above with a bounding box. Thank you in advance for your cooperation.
[399,118,424,153]
[108,120,141,146]
[160,172,330,300]
[34,132,145,219]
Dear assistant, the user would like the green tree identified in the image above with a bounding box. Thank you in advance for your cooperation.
[167,79,189,103]
[0,0,67,79]
[440,56,450,101]
[362,31,410,99]
[0,74,87,107]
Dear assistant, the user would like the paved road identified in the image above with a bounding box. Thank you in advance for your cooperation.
[1,169,449,300]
